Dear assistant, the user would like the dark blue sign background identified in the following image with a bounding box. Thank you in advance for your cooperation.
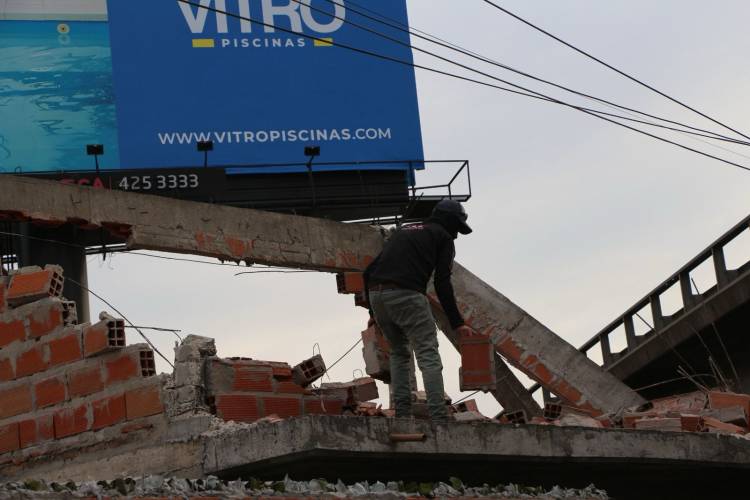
[106,0,424,173]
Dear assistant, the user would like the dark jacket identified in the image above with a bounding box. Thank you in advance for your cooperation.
[363,216,465,328]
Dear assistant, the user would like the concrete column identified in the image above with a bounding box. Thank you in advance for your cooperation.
[623,315,638,349]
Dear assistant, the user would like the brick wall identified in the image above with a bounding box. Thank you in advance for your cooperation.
[0,266,166,462]
[207,358,348,423]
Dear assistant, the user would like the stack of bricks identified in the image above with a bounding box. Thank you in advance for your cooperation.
[207,358,347,423]
[0,265,165,461]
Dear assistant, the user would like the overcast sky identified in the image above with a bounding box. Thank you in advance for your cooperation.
[85,0,750,415]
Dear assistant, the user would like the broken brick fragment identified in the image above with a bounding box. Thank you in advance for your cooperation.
[702,416,746,435]
[83,315,126,357]
[6,265,64,307]
[336,272,364,294]
[292,354,326,387]
[708,391,750,420]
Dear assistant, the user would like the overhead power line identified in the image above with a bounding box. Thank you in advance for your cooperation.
[323,0,748,146]
[175,0,750,173]
[480,0,750,142]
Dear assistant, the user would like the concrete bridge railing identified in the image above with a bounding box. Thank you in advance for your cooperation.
[531,214,750,401]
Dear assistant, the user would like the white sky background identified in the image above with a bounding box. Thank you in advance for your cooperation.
[87,0,750,416]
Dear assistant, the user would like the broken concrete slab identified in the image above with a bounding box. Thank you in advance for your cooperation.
[434,264,647,415]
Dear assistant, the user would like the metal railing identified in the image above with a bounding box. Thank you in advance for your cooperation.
[529,213,750,400]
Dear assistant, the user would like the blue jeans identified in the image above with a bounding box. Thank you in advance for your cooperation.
[369,289,449,421]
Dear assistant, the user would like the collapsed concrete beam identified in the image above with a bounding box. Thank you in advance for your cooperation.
[0,175,382,272]
[442,264,647,415]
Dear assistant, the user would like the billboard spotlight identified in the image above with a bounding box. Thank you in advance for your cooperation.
[304,146,320,157]
[197,140,214,168]
[86,144,104,171]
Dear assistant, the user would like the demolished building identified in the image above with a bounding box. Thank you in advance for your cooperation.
[0,177,750,499]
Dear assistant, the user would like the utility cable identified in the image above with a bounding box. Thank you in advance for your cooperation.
[175,0,750,174]
[317,0,748,146]
[65,276,175,369]
[480,0,750,142]
[296,0,750,146]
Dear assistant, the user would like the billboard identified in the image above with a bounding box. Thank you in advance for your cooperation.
[0,19,120,172]
[0,0,424,175]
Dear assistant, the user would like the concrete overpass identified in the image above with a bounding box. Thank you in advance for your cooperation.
[531,214,750,401]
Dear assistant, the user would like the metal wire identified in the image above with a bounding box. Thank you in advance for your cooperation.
[124,325,184,343]
[453,390,480,405]
[66,277,175,369]
[480,0,750,142]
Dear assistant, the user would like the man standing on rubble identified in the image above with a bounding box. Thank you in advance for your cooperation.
[364,200,476,421]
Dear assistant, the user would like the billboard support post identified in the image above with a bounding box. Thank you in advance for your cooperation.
[305,147,321,209]
[16,224,90,324]
[197,141,214,168]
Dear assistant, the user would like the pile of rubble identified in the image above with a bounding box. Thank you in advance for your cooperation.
[446,389,750,437]
[0,475,610,499]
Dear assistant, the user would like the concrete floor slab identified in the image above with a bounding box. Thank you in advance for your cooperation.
[203,416,750,499]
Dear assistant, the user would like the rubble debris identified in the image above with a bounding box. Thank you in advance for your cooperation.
[318,377,379,407]
[505,410,528,425]
[702,405,747,427]
[453,410,490,422]
[292,354,327,387]
[555,414,604,429]
[410,390,451,419]
[633,417,682,432]
[0,475,610,499]
[517,389,750,437]
[453,399,480,413]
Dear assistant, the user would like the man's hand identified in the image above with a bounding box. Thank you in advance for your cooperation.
[455,325,479,336]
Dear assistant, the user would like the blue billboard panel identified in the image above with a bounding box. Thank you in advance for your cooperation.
[105,0,424,173]
[0,21,120,172]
